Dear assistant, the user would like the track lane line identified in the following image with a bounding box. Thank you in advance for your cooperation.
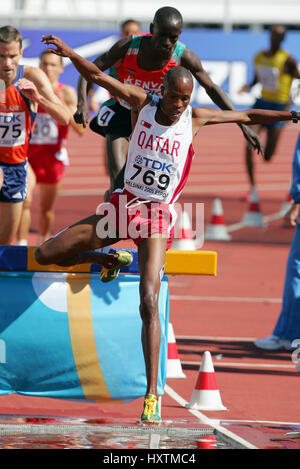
[170,295,281,303]
[164,384,258,449]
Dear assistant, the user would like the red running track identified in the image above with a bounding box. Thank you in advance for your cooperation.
[2,122,300,449]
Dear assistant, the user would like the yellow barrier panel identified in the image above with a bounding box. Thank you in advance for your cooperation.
[165,250,217,276]
[27,247,217,276]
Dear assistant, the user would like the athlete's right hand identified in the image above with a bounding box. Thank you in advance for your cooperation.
[41,35,74,58]
[74,102,90,127]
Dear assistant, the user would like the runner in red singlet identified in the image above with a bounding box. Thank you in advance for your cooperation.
[0,26,70,245]
[37,35,298,424]
[16,50,85,246]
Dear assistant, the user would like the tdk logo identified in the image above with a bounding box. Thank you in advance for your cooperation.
[0,114,21,123]
[135,155,173,173]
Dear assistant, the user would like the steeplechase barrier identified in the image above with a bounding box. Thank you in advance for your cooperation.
[0,246,217,404]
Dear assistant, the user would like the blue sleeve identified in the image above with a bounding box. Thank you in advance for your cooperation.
[291,133,300,203]
[147,94,160,107]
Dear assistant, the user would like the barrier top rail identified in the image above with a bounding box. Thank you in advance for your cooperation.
[0,246,217,276]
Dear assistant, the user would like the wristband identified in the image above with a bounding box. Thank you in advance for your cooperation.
[291,110,298,123]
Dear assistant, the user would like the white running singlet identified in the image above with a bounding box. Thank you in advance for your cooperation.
[124,96,194,204]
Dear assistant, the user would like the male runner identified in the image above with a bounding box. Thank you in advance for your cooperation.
[17,50,85,246]
[37,34,298,424]
[75,6,263,200]
[240,25,300,189]
[0,25,70,245]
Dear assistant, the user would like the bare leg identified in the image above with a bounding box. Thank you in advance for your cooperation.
[34,214,121,267]
[245,124,261,187]
[137,236,168,398]
[38,182,61,242]
[0,201,24,245]
[104,136,128,201]
[17,165,36,245]
[263,126,283,162]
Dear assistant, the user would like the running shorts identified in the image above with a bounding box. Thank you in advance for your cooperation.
[29,150,65,184]
[0,160,28,203]
[253,98,288,128]
[96,189,177,250]
[89,98,132,138]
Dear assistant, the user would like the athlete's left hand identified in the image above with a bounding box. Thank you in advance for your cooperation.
[41,35,73,58]
[17,78,41,102]
[239,124,264,155]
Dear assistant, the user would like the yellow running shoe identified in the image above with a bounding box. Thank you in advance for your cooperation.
[100,250,133,283]
[141,394,162,424]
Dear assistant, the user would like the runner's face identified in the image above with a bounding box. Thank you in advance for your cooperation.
[0,41,23,83]
[121,22,141,38]
[270,26,286,48]
[160,78,192,123]
[39,53,63,84]
[151,21,182,58]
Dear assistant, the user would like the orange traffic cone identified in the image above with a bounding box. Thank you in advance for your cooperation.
[167,323,186,378]
[241,186,265,227]
[172,210,197,250]
[204,198,231,241]
[186,351,227,410]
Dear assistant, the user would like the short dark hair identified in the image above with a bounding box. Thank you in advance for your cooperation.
[120,19,141,30]
[39,49,63,65]
[0,25,22,48]
[153,7,183,27]
[164,66,193,88]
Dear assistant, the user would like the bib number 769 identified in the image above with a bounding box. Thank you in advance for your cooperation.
[130,163,170,190]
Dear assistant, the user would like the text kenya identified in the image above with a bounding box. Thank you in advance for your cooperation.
[137,130,180,156]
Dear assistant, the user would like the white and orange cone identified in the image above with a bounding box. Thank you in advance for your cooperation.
[186,351,227,410]
[241,186,265,227]
[172,210,197,250]
[204,198,231,241]
[166,323,186,378]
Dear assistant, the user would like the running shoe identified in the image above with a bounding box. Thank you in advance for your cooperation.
[100,250,133,283]
[141,394,162,424]
[254,334,294,351]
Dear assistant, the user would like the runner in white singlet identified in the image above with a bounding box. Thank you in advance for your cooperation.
[35,35,300,424]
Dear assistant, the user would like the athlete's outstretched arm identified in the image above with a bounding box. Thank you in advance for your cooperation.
[182,48,264,155]
[41,35,147,109]
[192,106,299,135]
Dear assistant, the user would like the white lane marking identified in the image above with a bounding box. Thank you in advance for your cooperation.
[176,335,256,341]
[164,384,258,449]
[170,295,281,303]
[226,210,285,233]
[210,418,300,426]
[182,360,295,369]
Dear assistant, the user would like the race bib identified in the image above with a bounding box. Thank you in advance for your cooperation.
[125,154,174,200]
[97,105,116,127]
[30,113,59,144]
[0,111,26,147]
[256,65,279,92]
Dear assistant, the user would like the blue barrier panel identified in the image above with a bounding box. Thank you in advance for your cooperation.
[0,271,169,403]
